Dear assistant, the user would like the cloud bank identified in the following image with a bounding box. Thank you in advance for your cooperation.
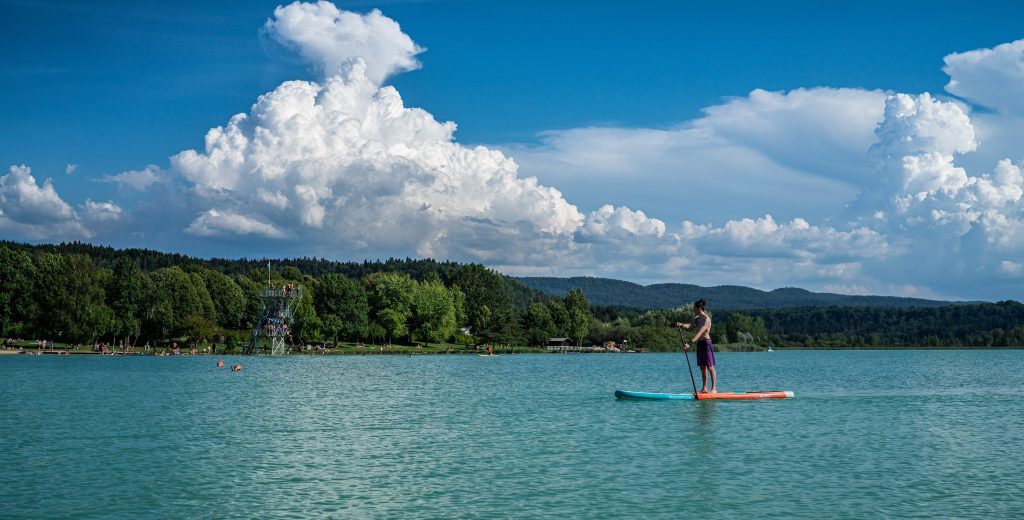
[2,3,1022,300]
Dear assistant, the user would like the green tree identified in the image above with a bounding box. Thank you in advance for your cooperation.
[365,272,415,343]
[233,274,261,328]
[140,282,173,341]
[33,254,113,342]
[565,288,591,347]
[547,298,569,337]
[522,303,556,347]
[587,317,641,349]
[484,305,523,346]
[725,312,768,343]
[450,264,510,337]
[451,284,466,329]
[150,267,215,334]
[200,269,246,328]
[32,252,68,337]
[181,314,217,347]
[0,247,36,337]
[314,273,369,340]
[321,314,344,344]
[281,266,303,281]
[108,257,150,345]
[367,322,386,345]
[637,325,681,351]
[291,288,321,344]
[412,278,458,345]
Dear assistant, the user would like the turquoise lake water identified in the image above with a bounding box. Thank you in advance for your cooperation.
[2,350,1023,519]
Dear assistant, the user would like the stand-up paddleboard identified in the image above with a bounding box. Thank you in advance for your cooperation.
[623,330,795,401]
[615,389,793,400]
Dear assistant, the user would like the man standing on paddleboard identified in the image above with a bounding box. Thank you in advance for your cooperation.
[676,299,717,394]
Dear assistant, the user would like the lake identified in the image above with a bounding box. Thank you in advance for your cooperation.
[2,350,1022,518]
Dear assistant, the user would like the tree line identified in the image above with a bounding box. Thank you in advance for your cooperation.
[0,245,595,350]
[589,302,1024,348]
[740,303,1024,347]
[2,242,1021,350]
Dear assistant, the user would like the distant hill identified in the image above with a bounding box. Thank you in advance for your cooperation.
[516,276,961,310]
[0,240,967,311]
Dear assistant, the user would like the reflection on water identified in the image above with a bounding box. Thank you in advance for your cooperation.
[692,401,718,460]
[694,400,718,427]
[1,350,1023,518]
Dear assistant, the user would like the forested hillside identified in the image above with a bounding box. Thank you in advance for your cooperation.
[593,302,1024,348]
[518,276,959,310]
[743,302,1024,347]
[2,242,1021,350]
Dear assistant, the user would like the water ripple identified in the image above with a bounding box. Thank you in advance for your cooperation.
[2,350,1022,518]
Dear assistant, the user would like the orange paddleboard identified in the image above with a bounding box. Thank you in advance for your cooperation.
[615,389,793,400]
[695,391,793,400]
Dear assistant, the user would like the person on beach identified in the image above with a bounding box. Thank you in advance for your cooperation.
[676,299,717,394]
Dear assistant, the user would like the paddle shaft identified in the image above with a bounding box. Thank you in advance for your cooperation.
[679,329,698,397]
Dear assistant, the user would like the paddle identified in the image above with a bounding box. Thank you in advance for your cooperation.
[678,328,698,397]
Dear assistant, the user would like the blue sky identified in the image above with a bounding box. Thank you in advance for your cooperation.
[5,1,1021,171]
[2,0,1024,300]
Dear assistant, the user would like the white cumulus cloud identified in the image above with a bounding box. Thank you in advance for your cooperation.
[264,1,424,84]
[580,204,666,241]
[944,39,1024,116]
[101,164,165,192]
[186,209,286,239]
[0,165,91,239]
[82,199,122,222]
[867,94,1024,246]
[169,57,585,266]
[682,214,890,262]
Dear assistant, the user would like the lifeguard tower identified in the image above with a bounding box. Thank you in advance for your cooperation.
[245,285,303,355]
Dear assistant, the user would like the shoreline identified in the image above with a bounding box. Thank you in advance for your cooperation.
[3,345,1023,357]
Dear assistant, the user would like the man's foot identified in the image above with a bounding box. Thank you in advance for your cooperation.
[698,388,708,394]
[709,388,718,394]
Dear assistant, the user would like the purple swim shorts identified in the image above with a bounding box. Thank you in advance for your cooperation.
[695,338,715,367]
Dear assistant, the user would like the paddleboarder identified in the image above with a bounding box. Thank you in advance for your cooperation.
[676,299,717,394]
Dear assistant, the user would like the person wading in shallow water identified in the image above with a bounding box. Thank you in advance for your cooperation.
[676,299,717,394]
